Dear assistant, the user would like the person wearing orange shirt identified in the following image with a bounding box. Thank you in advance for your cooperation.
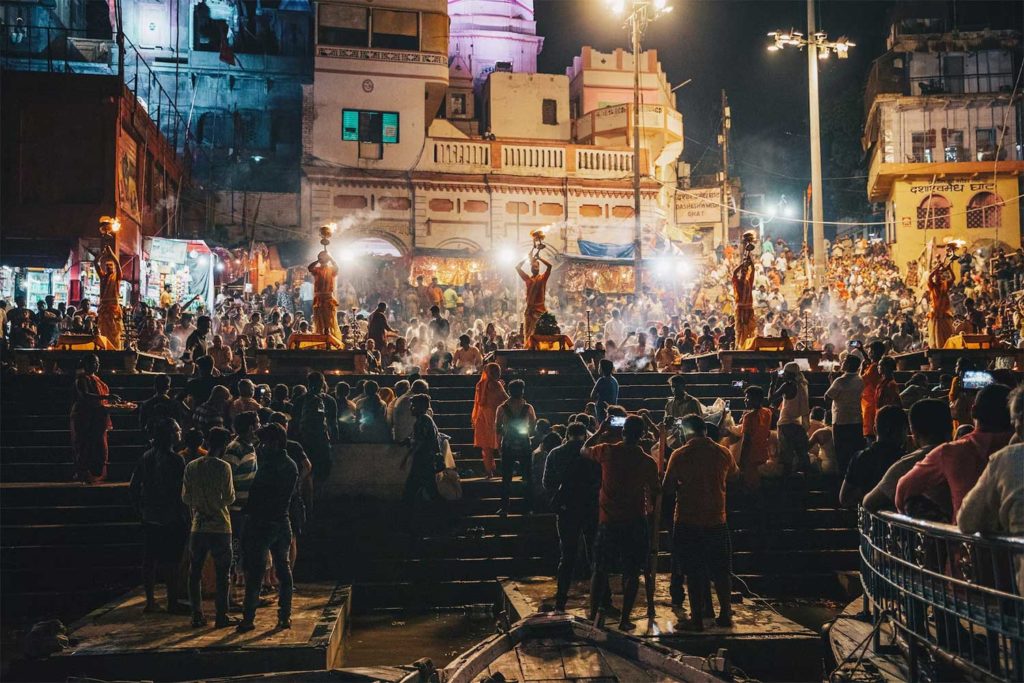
[738,386,772,490]
[860,341,886,438]
[308,251,342,345]
[875,356,902,411]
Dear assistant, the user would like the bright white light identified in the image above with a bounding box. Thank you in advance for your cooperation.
[819,49,830,60]
[677,258,694,278]
[654,0,667,10]
[608,0,625,14]
[784,204,797,218]
[215,263,225,272]
[766,205,778,219]
[337,250,357,264]
[496,247,519,266]
[652,259,671,279]
[197,255,209,267]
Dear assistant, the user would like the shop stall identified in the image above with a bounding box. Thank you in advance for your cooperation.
[141,238,215,311]
[0,238,73,303]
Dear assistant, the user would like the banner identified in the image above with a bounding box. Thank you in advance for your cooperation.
[577,239,634,259]
[117,129,140,222]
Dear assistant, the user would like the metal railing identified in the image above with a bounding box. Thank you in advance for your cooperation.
[859,509,1024,682]
[1,24,199,165]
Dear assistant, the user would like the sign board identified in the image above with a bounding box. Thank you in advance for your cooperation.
[677,187,723,225]
[342,109,400,144]
[148,237,188,264]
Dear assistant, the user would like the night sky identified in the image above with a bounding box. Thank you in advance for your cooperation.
[534,0,1022,240]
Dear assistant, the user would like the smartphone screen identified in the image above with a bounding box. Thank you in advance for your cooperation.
[962,370,995,391]
[609,416,627,428]
[731,380,744,388]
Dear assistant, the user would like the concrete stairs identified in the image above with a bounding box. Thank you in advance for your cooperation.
[0,363,867,624]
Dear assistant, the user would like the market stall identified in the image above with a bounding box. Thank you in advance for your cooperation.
[408,253,484,286]
[0,238,73,303]
[141,238,215,311]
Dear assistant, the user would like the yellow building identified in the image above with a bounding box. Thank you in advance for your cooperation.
[863,15,1023,278]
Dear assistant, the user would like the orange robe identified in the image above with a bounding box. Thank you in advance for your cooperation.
[97,267,124,350]
[861,362,881,437]
[311,262,342,344]
[928,265,953,349]
[521,270,550,339]
[472,375,508,451]
[732,263,756,350]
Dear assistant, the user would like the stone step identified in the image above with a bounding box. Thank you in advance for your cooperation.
[1,504,134,525]
[0,482,131,507]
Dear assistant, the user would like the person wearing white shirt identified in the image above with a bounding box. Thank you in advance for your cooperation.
[760,251,775,269]
[604,310,625,344]
[824,355,866,473]
[389,379,432,443]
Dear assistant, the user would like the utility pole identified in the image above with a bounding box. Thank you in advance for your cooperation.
[718,90,731,249]
[631,7,643,295]
[806,0,826,283]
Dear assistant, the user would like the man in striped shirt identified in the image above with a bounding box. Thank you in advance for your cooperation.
[224,411,260,598]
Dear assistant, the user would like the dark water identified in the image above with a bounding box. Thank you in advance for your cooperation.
[343,609,498,668]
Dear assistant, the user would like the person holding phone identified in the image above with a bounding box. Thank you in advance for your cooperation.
[581,415,660,631]
[771,363,811,475]
[495,380,537,517]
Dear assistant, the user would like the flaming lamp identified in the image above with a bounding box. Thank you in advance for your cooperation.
[530,228,548,257]
[99,216,121,238]
[319,223,337,247]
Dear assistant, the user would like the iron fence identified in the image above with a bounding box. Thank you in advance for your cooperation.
[860,509,1024,682]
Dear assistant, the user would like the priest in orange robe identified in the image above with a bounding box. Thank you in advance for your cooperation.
[732,256,756,350]
[308,250,343,346]
[927,259,954,349]
[517,256,552,340]
[96,244,124,350]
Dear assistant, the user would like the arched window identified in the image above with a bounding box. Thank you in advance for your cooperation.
[916,194,951,230]
[966,191,1002,229]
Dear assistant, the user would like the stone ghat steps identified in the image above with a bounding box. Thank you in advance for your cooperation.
[0,370,861,621]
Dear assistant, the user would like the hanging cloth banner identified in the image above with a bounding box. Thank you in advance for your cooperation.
[577,239,634,259]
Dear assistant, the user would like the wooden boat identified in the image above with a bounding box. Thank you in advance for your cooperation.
[440,613,729,683]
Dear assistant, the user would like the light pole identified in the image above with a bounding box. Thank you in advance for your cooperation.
[766,0,854,284]
[608,0,673,295]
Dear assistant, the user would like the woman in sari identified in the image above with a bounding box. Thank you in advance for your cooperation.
[472,362,508,478]
[71,354,117,483]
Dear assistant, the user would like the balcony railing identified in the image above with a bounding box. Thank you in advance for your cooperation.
[859,509,1024,682]
[418,139,646,180]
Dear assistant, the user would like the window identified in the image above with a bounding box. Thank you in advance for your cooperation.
[916,194,951,230]
[372,9,418,50]
[542,99,558,125]
[318,4,368,47]
[976,128,997,161]
[966,192,1002,228]
[419,12,447,55]
[911,130,935,162]
[342,110,399,144]
[449,93,467,117]
[942,129,964,161]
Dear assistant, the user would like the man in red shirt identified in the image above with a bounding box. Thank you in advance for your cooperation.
[896,384,1012,523]
[664,415,739,631]
[582,415,661,631]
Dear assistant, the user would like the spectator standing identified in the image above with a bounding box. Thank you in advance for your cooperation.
[237,423,297,632]
[543,422,602,611]
[737,386,772,489]
[399,394,441,530]
[663,415,738,631]
[291,372,339,479]
[224,411,260,598]
[130,418,189,614]
[356,380,391,443]
[875,357,902,410]
[367,302,396,351]
[299,276,314,320]
[472,363,508,478]
[896,384,1012,522]
[181,427,236,628]
[839,405,908,507]
[771,362,811,474]
[193,386,232,435]
[139,374,187,437]
[495,379,538,517]
[582,416,660,631]
[825,355,866,473]
[71,354,117,484]
[591,359,620,424]
[860,342,886,438]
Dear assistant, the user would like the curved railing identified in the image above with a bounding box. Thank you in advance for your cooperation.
[859,509,1024,682]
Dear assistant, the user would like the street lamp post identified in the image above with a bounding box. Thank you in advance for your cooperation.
[608,0,672,295]
[767,0,854,285]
